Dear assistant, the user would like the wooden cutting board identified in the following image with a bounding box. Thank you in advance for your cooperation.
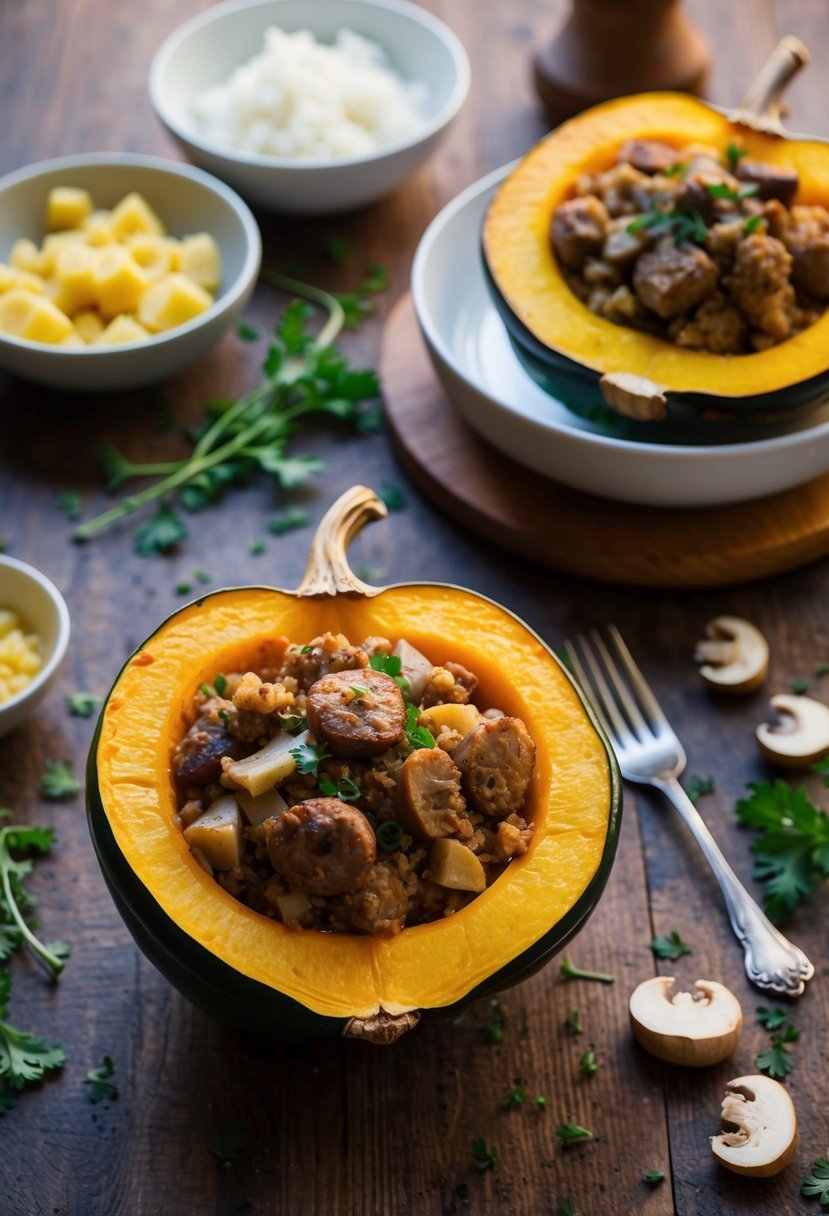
[380,294,829,587]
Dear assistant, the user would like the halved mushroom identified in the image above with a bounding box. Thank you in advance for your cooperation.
[711,1074,798,1177]
[756,693,829,767]
[629,976,742,1066]
[694,616,769,693]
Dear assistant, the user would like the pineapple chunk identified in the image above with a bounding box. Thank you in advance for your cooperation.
[91,246,147,317]
[126,234,174,283]
[137,272,213,332]
[418,703,482,741]
[59,331,86,348]
[92,314,151,346]
[73,309,105,343]
[51,243,96,315]
[9,238,44,276]
[221,728,309,798]
[183,795,242,871]
[0,265,44,295]
[429,838,486,893]
[0,290,73,343]
[179,232,222,291]
[235,786,288,827]
[82,209,114,247]
[40,230,88,276]
[109,191,165,241]
[46,186,93,231]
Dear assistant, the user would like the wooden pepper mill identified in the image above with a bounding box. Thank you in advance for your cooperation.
[534,0,711,122]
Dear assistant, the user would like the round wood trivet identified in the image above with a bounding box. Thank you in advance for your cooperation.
[380,294,829,588]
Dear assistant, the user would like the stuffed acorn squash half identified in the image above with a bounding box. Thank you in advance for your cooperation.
[483,39,829,424]
[88,487,621,1043]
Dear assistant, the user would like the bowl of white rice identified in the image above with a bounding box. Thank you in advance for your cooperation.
[149,0,471,214]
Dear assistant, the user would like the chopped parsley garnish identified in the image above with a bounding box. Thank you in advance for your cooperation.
[375,820,404,852]
[792,677,809,695]
[326,235,350,265]
[757,1006,790,1031]
[559,956,615,984]
[485,998,507,1044]
[278,713,308,734]
[290,741,330,776]
[318,777,361,803]
[349,685,369,698]
[192,568,212,585]
[300,644,313,654]
[217,709,232,726]
[704,181,758,201]
[556,1199,574,1216]
[686,774,715,805]
[651,931,692,960]
[501,1079,527,1109]
[54,490,83,521]
[200,674,227,699]
[66,691,101,719]
[743,214,764,234]
[0,972,66,1113]
[555,1122,594,1145]
[627,202,708,247]
[725,141,749,172]
[472,1138,499,1172]
[249,539,266,556]
[802,1158,829,1204]
[39,760,80,801]
[334,263,389,330]
[578,1048,598,1077]
[404,704,435,751]
[642,1169,665,1185]
[84,1055,119,1102]
[369,651,410,695]
[0,816,69,976]
[663,163,685,178]
[175,582,192,596]
[237,320,259,341]
[815,661,829,677]
[268,507,312,536]
[735,778,829,921]
[565,1010,584,1035]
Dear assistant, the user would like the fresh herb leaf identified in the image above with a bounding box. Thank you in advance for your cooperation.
[802,1158,829,1204]
[815,661,829,678]
[55,490,82,521]
[485,999,506,1044]
[290,741,330,776]
[318,776,361,803]
[217,709,232,726]
[375,820,403,851]
[66,691,101,718]
[578,1048,598,1077]
[743,214,764,234]
[175,582,192,596]
[651,931,692,960]
[349,685,369,698]
[757,1006,790,1031]
[642,1169,665,1185]
[725,141,749,172]
[559,956,615,983]
[556,1199,574,1216]
[278,712,307,733]
[378,480,406,512]
[565,1010,583,1035]
[792,677,810,695]
[704,181,759,201]
[369,651,410,696]
[192,568,211,585]
[39,761,80,801]
[501,1079,527,1109]
[268,507,312,536]
[735,779,829,921]
[200,674,227,700]
[663,163,685,178]
[249,539,266,556]
[686,774,715,805]
[756,1036,795,1079]
[472,1138,499,1172]
[237,320,259,341]
[0,821,68,976]
[326,235,350,265]
[84,1055,119,1102]
[0,1012,66,1099]
[627,202,708,246]
[133,502,187,556]
[534,1095,547,1111]
[211,1118,251,1166]
[555,1123,594,1145]
[404,704,435,751]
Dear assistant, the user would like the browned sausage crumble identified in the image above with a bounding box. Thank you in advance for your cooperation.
[173,632,536,936]
[551,138,829,354]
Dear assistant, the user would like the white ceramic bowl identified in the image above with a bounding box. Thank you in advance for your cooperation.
[0,154,261,391]
[0,556,71,737]
[148,0,471,214]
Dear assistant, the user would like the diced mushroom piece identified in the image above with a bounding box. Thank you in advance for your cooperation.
[264,797,376,896]
[737,160,799,207]
[397,747,467,840]
[633,236,719,320]
[711,1075,798,1177]
[617,139,681,175]
[453,716,536,817]
[756,693,829,767]
[429,838,486,893]
[551,196,610,269]
[629,976,743,1066]
[391,638,435,703]
[235,786,288,827]
[274,890,312,925]
[183,795,242,871]
[221,728,309,797]
[417,702,481,741]
[694,616,769,693]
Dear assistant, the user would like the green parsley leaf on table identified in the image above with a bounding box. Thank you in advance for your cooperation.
[66,691,101,718]
[501,1079,527,1109]
[559,955,615,983]
[485,998,507,1044]
[54,490,83,521]
[565,1009,583,1035]
[472,1138,499,1172]
[556,1199,574,1216]
[642,1169,665,1185]
[133,502,188,557]
[268,507,312,536]
[289,741,330,777]
[249,539,267,556]
[756,1006,790,1031]
[236,320,259,341]
[39,760,80,801]
[84,1055,119,1102]
[651,931,692,960]
[735,779,829,922]
[686,774,715,805]
[756,1022,800,1080]
[0,972,66,1110]
[578,1048,598,1077]
[802,1158,829,1205]
[0,818,70,976]
[555,1123,594,1145]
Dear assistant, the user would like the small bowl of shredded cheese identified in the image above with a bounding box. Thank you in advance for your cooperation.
[0,556,70,736]
[149,0,471,214]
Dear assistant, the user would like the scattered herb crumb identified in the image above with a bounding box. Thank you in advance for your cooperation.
[566,1009,583,1035]
[378,480,406,512]
[268,507,312,536]
[556,1199,574,1216]
[55,490,83,521]
[485,999,507,1045]
[237,320,259,341]
[815,661,829,677]
[39,761,80,801]
[501,1079,526,1109]
[578,1048,598,1077]
[326,235,350,265]
[791,677,809,695]
[134,502,188,557]
[651,931,692,961]
[374,820,403,852]
[211,1118,251,1167]
[559,956,615,984]
[686,774,715,805]
[84,1055,119,1103]
[802,1158,829,1204]
[66,692,101,719]
[472,1138,499,1172]
[642,1169,665,1185]
[555,1122,594,1145]
[192,568,211,585]
[249,539,266,556]
[318,776,361,803]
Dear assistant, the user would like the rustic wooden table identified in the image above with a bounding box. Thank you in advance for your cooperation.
[3,1,829,1213]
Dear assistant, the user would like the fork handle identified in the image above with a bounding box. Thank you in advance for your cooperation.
[658,777,814,997]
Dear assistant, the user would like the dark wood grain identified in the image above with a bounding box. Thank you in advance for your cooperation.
[2,2,829,1215]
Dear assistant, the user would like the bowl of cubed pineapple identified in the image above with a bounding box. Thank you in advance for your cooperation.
[0,153,261,391]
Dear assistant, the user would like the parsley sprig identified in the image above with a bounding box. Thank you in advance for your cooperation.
[735,778,829,921]
[289,741,330,777]
[0,817,69,977]
[651,931,692,961]
[802,1158,829,1205]
[559,956,615,984]
[73,272,383,550]
[627,203,708,247]
[0,972,66,1112]
[84,1055,119,1103]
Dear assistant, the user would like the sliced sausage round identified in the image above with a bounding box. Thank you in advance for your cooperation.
[397,747,467,840]
[307,668,406,758]
[264,797,376,896]
[174,716,246,785]
[452,716,536,818]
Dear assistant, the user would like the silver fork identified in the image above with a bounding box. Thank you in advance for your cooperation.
[566,624,814,998]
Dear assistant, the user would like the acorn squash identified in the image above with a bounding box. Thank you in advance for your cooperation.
[87,487,621,1043]
[482,41,829,423]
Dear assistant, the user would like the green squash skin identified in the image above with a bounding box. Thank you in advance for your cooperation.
[85,586,623,1044]
[483,257,829,426]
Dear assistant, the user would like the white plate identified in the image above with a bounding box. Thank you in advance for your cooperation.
[411,165,829,508]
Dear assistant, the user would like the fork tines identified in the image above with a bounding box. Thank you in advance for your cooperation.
[565,624,663,747]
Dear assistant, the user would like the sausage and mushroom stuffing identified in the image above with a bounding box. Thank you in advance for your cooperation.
[551,139,829,354]
[173,632,536,936]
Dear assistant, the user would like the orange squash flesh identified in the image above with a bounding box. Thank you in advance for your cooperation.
[96,583,613,1021]
[483,92,829,400]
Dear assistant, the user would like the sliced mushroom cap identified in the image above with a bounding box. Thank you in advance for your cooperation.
[756,693,829,767]
[695,616,769,693]
[711,1074,798,1177]
[629,976,743,1066]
